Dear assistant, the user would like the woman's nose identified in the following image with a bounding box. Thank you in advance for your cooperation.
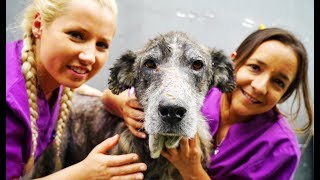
[251,75,268,95]
[79,47,96,65]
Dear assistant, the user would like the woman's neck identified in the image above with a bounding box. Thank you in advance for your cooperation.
[34,43,60,101]
[217,93,253,146]
[39,79,60,101]
[37,64,60,101]
[220,93,250,125]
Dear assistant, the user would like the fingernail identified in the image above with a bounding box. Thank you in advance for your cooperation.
[133,155,138,161]
[141,134,146,138]
[128,87,135,96]
[140,165,147,171]
[112,134,119,139]
[136,174,144,180]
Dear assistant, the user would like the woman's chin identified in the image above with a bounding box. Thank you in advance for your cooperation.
[62,81,85,89]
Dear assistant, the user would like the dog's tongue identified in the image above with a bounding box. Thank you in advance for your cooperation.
[149,134,182,159]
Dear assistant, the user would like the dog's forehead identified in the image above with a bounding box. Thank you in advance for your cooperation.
[141,32,210,58]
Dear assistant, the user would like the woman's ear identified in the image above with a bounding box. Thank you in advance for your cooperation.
[231,51,237,61]
[32,13,42,39]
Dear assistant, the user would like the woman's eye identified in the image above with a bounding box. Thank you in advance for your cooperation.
[96,42,109,49]
[249,64,260,71]
[144,59,157,69]
[274,79,285,88]
[68,31,83,40]
[192,60,203,71]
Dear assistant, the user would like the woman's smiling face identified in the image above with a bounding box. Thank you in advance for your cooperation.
[230,40,298,118]
[35,0,116,90]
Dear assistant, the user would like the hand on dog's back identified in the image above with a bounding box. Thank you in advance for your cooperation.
[81,134,147,179]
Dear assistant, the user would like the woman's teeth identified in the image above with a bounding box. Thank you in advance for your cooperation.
[243,90,260,103]
[70,66,87,74]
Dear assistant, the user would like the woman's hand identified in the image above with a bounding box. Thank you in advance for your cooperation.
[101,88,146,139]
[41,134,147,179]
[80,134,147,179]
[161,134,210,180]
[121,93,146,139]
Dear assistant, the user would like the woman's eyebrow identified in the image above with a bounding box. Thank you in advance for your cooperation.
[251,58,290,81]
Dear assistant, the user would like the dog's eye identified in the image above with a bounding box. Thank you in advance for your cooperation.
[192,60,203,71]
[144,59,157,69]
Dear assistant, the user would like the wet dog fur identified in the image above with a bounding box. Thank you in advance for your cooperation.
[32,31,236,179]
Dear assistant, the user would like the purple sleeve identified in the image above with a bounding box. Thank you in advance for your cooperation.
[236,142,300,180]
[6,107,25,179]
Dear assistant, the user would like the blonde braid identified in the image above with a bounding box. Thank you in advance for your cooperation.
[54,87,73,171]
[21,32,39,174]
[18,0,117,175]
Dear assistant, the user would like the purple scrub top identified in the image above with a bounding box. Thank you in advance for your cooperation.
[201,88,301,180]
[6,40,62,179]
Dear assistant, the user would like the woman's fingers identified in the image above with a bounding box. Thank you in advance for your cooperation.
[125,107,144,120]
[105,154,147,179]
[124,105,146,137]
[91,134,120,154]
[102,153,141,167]
[125,116,146,138]
[189,134,197,148]
[127,98,143,110]
[165,147,178,157]
[160,149,172,162]
[110,173,144,180]
[84,134,147,179]
[122,95,146,139]
[189,134,200,153]
[125,117,144,129]
[108,162,147,176]
[179,137,189,155]
[128,126,146,139]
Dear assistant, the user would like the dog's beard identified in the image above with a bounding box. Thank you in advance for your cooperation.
[149,134,183,158]
[144,106,202,159]
[140,80,206,158]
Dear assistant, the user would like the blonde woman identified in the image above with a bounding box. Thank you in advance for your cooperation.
[6,0,147,179]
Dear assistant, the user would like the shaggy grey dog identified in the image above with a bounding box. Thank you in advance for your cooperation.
[33,31,236,179]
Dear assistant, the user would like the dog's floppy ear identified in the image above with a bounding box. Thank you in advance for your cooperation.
[210,49,236,93]
[108,51,137,95]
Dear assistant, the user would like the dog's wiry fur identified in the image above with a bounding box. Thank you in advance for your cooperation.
[32,31,236,179]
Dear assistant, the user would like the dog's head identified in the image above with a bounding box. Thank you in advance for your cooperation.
[109,31,236,158]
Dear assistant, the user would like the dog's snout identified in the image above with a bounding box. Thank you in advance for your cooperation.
[159,105,187,124]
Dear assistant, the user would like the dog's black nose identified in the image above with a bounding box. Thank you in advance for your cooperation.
[159,105,187,124]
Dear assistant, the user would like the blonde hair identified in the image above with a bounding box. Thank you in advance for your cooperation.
[20,0,118,175]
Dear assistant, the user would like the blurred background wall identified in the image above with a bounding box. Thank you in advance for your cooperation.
[6,0,314,179]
